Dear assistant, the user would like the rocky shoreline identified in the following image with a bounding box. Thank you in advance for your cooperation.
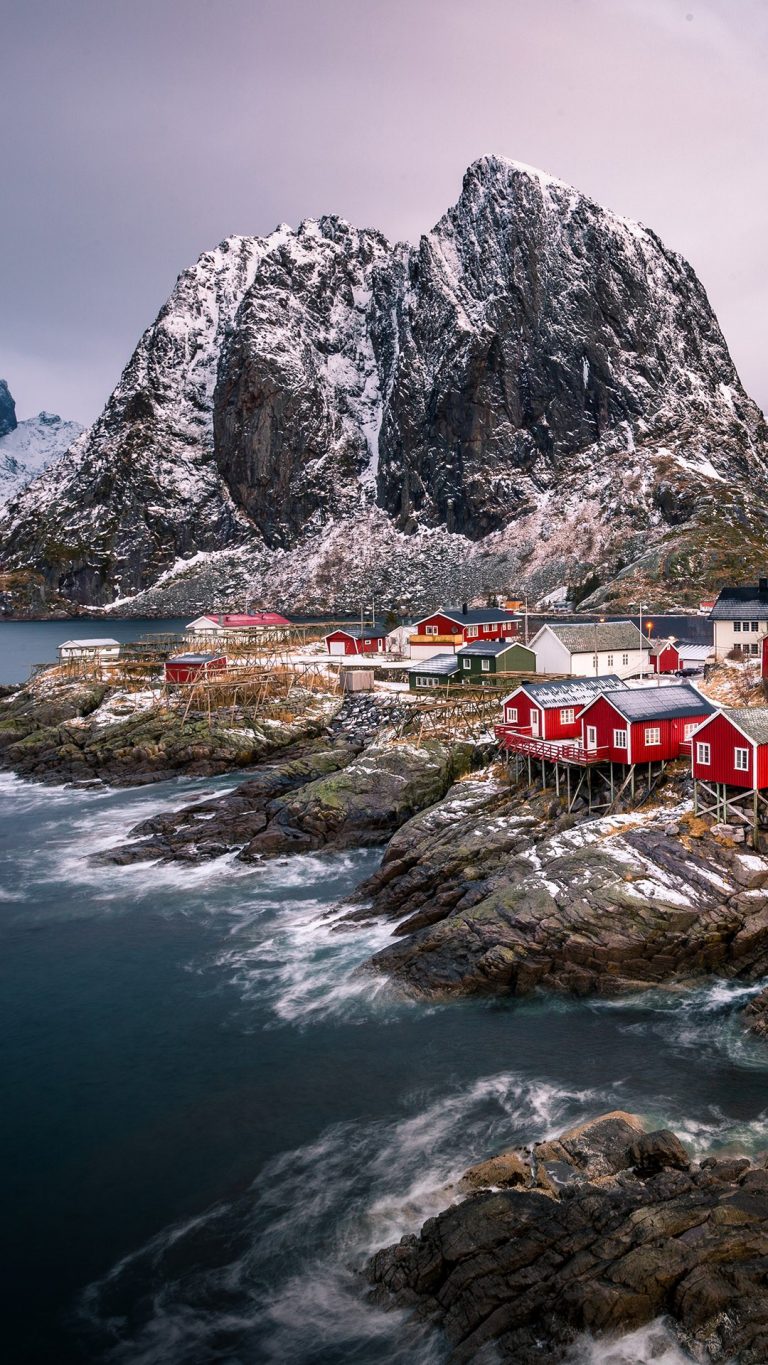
[365,1109,768,1363]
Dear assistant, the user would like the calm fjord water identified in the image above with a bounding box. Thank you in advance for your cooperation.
[0,620,757,1365]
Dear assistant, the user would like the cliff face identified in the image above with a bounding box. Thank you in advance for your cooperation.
[2,158,766,613]
[0,380,17,438]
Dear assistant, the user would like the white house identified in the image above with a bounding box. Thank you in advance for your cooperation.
[186,611,291,636]
[529,621,651,679]
[58,637,120,663]
[709,581,768,660]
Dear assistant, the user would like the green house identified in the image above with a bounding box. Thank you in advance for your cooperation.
[408,654,461,690]
[457,639,536,685]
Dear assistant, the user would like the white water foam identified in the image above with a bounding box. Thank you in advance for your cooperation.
[569,1318,700,1363]
[80,1068,619,1364]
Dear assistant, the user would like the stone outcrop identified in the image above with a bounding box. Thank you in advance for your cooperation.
[3,159,767,613]
[366,1111,768,1363]
[0,379,16,437]
[352,771,768,1000]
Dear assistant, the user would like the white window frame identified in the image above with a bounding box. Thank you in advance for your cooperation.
[425,624,438,636]
[506,706,518,723]
[591,654,598,668]
[462,658,471,669]
[613,728,628,749]
[415,676,430,687]
[735,747,750,771]
[560,708,575,724]
[696,741,711,765]
[622,653,629,666]
[644,726,661,746]
[734,621,742,632]
[481,658,491,672]
[466,625,479,638]
[683,722,696,740]
[607,654,614,667]
[751,621,759,632]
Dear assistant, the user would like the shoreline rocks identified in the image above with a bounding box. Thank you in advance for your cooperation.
[365,1111,768,1363]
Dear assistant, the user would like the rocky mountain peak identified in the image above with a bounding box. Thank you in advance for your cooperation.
[2,159,767,615]
[0,380,17,438]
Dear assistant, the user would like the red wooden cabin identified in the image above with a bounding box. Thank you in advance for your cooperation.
[325,624,388,656]
[579,684,715,765]
[762,637,768,680]
[165,652,227,684]
[650,639,681,674]
[690,708,768,789]
[501,676,627,742]
[411,605,520,645]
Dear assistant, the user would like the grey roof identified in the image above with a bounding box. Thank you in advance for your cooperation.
[329,621,388,639]
[677,643,714,661]
[650,637,678,656]
[168,652,226,664]
[458,639,533,658]
[709,586,768,621]
[59,637,119,648]
[542,620,648,654]
[601,683,715,723]
[408,654,461,677]
[518,675,628,707]
[718,708,768,744]
[435,605,519,625]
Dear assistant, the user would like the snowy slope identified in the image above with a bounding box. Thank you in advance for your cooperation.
[2,156,767,613]
[0,412,84,508]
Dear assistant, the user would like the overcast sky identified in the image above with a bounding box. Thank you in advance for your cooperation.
[2,0,766,422]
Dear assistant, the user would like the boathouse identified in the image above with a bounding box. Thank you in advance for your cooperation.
[164,652,227,684]
[324,623,389,656]
[500,675,627,742]
[690,707,768,842]
[58,637,120,663]
[578,683,716,764]
[408,655,461,690]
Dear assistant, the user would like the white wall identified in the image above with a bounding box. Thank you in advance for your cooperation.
[713,619,768,660]
[530,629,570,674]
[570,646,651,679]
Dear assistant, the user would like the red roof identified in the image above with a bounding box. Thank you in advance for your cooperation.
[202,612,291,627]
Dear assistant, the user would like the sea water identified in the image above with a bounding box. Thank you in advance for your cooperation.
[0,684,763,1362]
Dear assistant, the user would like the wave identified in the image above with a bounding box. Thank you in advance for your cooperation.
[569,1318,700,1363]
[78,1068,619,1364]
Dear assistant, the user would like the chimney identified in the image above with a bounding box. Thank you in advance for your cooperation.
[462,601,468,616]
[760,578,768,594]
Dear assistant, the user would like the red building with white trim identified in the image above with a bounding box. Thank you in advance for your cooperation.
[650,639,682,674]
[690,708,768,789]
[411,605,519,645]
[578,684,715,765]
[500,676,627,742]
[165,652,227,684]
[325,624,388,656]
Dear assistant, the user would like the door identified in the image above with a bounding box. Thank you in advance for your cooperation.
[330,642,346,655]
[531,709,540,738]
[586,725,597,751]
[377,638,384,652]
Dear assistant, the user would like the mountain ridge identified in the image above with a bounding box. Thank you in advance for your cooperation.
[2,156,766,616]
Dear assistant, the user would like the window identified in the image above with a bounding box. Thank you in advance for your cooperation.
[462,658,471,669]
[481,659,490,672]
[734,621,742,632]
[483,624,492,634]
[644,727,661,746]
[592,655,598,668]
[751,643,760,656]
[416,676,430,687]
[622,654,629,666]
[751,621,760,632]
[425,624,438,636]
[506,707,518,723]
[683,723,696,740]
[607,654,614,667]
[696,741,711,765]
[466,626,478,638]
[614,729,628,749]
[735,747,750,771]
[560,708,575,724]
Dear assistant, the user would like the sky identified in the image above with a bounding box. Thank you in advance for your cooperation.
[1,0,766,423]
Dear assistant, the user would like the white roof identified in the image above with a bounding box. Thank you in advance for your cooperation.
[59,637,119,648]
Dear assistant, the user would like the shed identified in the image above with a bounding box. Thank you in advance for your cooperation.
[408,655,461,690]
[457,639,536,684]
[579,683,716,765]
[650,638,681,674]
[690,708,768,789]
[58,638,120,662]
[165,652,227,685]
[325,623,389,656]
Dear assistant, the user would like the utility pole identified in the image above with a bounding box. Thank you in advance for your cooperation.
[524,596,529,645]
[639,602,645,681]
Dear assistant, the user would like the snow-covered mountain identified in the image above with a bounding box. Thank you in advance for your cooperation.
[0,397,83,509]
[2,157,766,614]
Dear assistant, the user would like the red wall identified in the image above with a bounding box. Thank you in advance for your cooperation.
[762,637,768,681]
[503,690,541,734]
[582,695,711,763]
[165,657,226,684]
[691,712,759,787]
[543,703,583,740]
[651,645,680,674]
[580,696,632,761]
[325,631,385,655]
[417,613,517,641]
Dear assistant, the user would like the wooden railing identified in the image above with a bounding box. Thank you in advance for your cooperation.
[494,725,606,766]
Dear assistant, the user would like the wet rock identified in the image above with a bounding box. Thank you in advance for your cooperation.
[365,1112,768,1363]
[743,986,768,1039]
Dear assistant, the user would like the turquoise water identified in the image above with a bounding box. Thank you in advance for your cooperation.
[0,618,190,685]
[0,627,761,1365]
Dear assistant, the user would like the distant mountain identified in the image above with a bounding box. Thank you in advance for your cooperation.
[0,380,16,438]
[1,158,766,615]
[0,398,84,509]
